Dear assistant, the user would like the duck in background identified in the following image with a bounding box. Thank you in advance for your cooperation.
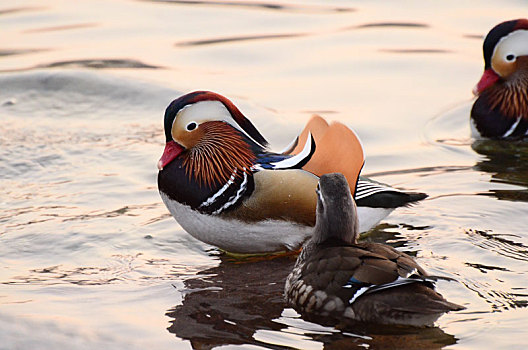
[471,19,528,139]
[285,173,465,327]
[157,91,426,254]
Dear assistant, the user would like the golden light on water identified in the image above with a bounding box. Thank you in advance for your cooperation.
[1,0,527,349]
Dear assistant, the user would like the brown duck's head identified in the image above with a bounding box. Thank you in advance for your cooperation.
[313,173,359,245]
[474,19,528,96]
[158,91,269,187]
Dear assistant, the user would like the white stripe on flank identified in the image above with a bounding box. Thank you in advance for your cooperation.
[213,171,248,215]
[199,169,237,208]
[502,116,522,138]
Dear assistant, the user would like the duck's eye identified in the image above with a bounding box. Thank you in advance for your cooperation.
[186,122,197,131]
[506,54,516,62]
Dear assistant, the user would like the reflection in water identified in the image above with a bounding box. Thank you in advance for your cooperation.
[2,0,528,348]
[167,255,294,349]
[288,320,457,350]
[167,251,458,349]
[472,139,528,201]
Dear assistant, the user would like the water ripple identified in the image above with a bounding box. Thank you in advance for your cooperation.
[176,33,306,47]
[379,48,452,54]
[2,254,201,287]
[23,23,98,33]
[355,22,429,29]
[466,229,528,263]
[143,0,355,13]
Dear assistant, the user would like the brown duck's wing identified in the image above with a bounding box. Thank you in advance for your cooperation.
[299,246,363,298]
[300,244,421,287]
[288,115,364,196]
[358,242,428,275]
[226,169,318,226]
[301,243,430,294]
[294,243,464,324]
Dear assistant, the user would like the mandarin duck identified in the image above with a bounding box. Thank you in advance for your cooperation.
[157,91,426,254]
[471,19,528,139]
[285,173,465,327]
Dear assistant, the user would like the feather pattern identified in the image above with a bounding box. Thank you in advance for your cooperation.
[285,174,464,326]
[485,74,528,119]
[355,179,399,200]
[183,121,258,187]
[354,177,427,208]
[254,132,316,170]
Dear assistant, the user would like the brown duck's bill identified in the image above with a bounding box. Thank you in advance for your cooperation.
[158,140,184,170]
[473,68,500,96]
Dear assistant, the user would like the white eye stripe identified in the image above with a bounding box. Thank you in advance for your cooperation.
[493,30,528,64]
[174,100,266,148]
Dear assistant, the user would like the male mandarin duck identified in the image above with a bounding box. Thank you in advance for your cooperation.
[471,19,528,139]
[157,91,426,254]
[285,173,465,327]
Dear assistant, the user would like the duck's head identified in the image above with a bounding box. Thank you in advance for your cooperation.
[474,19,528,96]
[158,91,268,186]
[313,173,359,245]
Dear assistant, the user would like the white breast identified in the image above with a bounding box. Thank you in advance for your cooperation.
[160,192,313,254]
[356,206,394,233]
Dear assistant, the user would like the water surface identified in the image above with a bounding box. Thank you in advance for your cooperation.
[1,0,527,349]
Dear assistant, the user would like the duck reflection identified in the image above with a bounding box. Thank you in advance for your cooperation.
[295,320,458,350]
[472,139,528,202]
[166,254,296,349]
[166,245,458,349]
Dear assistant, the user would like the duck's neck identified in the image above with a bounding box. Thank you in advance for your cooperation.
[312,204,358,245]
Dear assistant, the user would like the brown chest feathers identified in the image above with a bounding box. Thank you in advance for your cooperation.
[182,121,256,187]
[487,73,528,119]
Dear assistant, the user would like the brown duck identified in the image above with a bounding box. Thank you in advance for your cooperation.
[285,173,465,327]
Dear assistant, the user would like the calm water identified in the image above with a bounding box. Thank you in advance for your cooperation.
[1,1,527,349]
